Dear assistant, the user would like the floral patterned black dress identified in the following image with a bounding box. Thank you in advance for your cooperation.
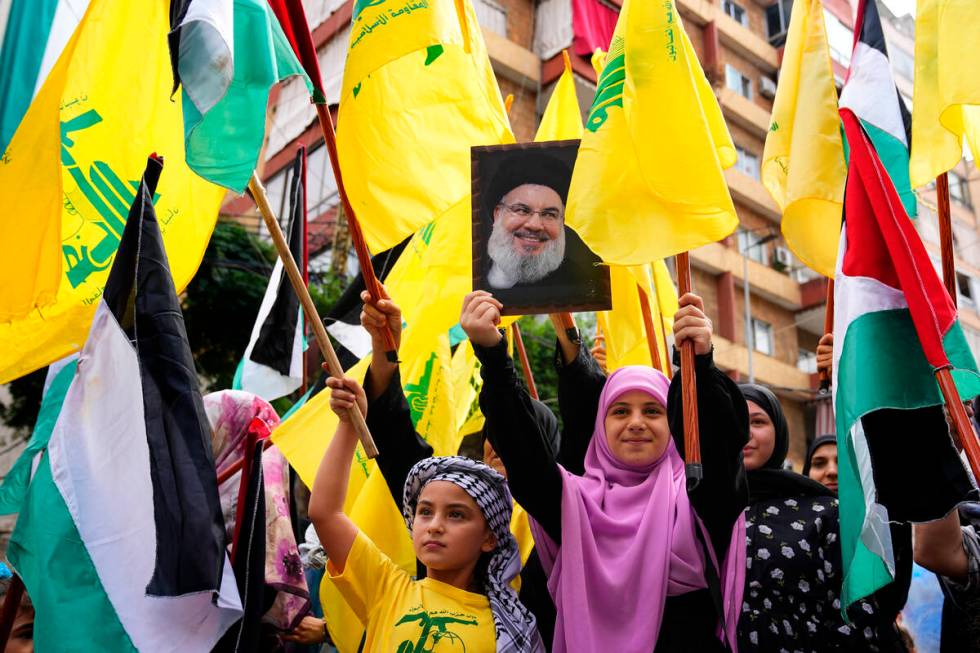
[738,494,888,652]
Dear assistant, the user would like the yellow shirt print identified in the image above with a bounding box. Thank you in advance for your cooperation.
[329,531,497,652]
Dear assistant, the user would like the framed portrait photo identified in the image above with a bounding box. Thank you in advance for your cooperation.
[471,140,611,316]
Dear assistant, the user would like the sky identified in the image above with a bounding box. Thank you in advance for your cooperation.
[881,0,915,17]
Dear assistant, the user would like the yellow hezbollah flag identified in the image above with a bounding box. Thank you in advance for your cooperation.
[536,51,583,141]
[565,0,737,266]
[0,0,224,383]
[761,0,844,279]
[598,262,677,375]
[451,339,484,438]
[336,0,513,253]
[909,0,980,189]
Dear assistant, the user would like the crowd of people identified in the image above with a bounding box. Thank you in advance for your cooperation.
[302,288,978,651]
[5,289,979,653]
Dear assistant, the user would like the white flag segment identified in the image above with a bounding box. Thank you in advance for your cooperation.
[240,256,304,401]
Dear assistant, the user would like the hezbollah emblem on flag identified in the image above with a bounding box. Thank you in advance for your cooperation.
[587,37,625,133]
[61,110,160,291]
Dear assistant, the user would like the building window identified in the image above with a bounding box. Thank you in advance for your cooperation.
[957,272,975,307]
[949,171,973,209]
[723,0,749,27]
[738,230,770,265]
[766,0,793,45]
[726,64,753,100]
[735,146,760,180]
[752,318,774,356]
[797,349,817,374]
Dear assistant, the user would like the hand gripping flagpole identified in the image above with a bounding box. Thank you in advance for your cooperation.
[675,252,702,490]
[249,172,378,458]
[818,280,834,392]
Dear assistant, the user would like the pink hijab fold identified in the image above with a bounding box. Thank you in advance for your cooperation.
[528,366,745,652]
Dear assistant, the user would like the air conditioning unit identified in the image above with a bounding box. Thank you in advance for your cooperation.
[774,246,792,267]
[759,76,777,99]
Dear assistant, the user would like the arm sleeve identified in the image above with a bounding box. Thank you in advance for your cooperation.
[475,337,564,544]
[326,530,404,624]
[667,348,749,561]
[364,367,433,512]
[555,343,606,475]
[939,525,980,608]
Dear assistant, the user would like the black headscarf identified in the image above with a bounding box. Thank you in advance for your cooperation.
[801,434,837,477]
[739,384,834,503]
[488,151,572,210]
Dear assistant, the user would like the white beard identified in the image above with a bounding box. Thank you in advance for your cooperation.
[487,220,566,289]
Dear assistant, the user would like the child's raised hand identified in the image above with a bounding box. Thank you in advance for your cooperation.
[325,373,368,421]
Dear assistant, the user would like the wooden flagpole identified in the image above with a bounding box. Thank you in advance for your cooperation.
[249,172,378,457]
[636,285,665,373]
[936,368,980,482]
[0,575,24,651]
[312,104,398,362]
[818,279,834,392]
[675,252,702,489]
[933,174,980,477]
[937,173,958,306]
[512,323,539,400]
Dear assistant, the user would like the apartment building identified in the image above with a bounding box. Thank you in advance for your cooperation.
[237,0,979,468]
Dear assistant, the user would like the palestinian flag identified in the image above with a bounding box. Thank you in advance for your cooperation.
[236,148,306,401]
[3,156,242,651]
[833,109,980,609]
[839,0,916,217]
[169,0,309,192]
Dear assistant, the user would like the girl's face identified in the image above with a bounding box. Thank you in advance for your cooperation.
[742,400,777,471]
[807,442,839,492]
[412,481,496,575]
[603,390,670,466]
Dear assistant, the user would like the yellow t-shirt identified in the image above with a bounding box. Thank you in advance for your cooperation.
[328,531,497,652]
[510,502,535,592]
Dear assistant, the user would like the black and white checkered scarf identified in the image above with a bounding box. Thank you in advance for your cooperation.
[403,456,545,653]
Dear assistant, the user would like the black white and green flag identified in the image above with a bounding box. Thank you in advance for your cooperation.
[236,149,306,401]
[1,156,241,651]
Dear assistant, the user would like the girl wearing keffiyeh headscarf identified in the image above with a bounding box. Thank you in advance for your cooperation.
[309,375,544,653]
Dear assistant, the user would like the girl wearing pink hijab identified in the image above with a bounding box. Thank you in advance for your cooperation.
[462,291,749,652]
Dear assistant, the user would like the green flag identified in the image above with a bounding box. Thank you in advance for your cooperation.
[173,0,310,192]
